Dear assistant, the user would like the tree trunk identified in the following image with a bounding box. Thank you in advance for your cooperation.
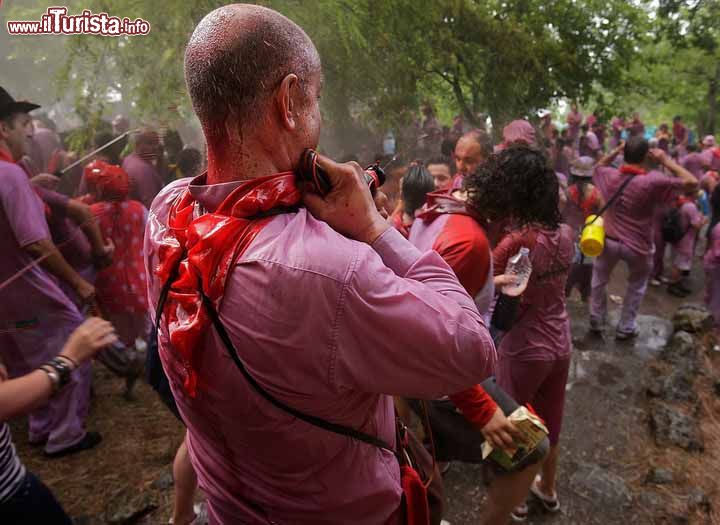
[706,60,719,136]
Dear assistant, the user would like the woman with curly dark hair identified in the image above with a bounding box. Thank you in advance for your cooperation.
[466,144,574,521]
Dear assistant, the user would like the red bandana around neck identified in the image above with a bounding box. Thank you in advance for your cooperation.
[713,147,720,160]
[156,172,301,396]
[619,165,646,176]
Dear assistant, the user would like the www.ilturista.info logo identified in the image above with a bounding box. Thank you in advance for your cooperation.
[6,7,150,36]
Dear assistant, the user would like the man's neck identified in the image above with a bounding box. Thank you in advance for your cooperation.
[206,137,288,185]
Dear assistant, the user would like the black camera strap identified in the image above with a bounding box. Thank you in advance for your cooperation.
[584,172,635,228]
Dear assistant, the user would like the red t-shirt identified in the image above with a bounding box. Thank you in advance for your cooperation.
[428,214,497,428]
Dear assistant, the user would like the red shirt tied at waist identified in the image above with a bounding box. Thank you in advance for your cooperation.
[410,191,498,428]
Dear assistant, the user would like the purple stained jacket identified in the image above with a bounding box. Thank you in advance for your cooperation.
[145,177,497,525]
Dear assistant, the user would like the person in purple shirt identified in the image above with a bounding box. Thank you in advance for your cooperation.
[147,6,498,525]
[566,103,583,148]
[589,137,698,339]
[704,187,720,346]
[701,135,720,172]
[0,86,101,457]
[682,143,709,178]
[121,129,164,209]
[666,190,705,297]
[610,116,625,148]
[626,112,645,138]
[28,120,61,174]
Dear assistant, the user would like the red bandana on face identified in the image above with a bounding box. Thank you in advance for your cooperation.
[619,165,646,176]
[156,172,301,396]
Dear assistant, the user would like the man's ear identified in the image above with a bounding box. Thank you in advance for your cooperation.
[0,118,10,140]
[276,73,299,132]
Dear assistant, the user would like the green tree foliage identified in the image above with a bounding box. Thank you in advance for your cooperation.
[600,0,720,135]
[2,0,656,145]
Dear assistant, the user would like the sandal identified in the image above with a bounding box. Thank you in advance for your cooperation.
[530,476,560,513]
[510,503,528,522]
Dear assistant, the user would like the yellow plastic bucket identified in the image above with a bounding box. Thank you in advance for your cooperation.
[580,215,605,257]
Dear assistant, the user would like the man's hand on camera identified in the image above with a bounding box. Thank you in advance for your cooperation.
[302,154,390,244]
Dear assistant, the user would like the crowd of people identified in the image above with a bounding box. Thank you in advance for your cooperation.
[2,4,720,525]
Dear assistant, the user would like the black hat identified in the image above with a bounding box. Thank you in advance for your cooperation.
[0,87,40,120]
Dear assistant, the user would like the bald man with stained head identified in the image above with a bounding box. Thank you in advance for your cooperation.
[146,5,496,523]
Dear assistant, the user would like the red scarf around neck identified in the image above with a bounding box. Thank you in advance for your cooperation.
[156,172,301,396]
[619,165,646,176]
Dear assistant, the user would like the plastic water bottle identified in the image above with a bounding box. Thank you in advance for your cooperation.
[382,131,396,156]
[502,247,532,297]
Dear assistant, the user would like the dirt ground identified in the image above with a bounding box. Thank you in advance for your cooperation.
[8,251,718,524]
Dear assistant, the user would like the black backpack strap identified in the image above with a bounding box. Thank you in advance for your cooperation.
[585,173,635,228]
[200,292,395,453]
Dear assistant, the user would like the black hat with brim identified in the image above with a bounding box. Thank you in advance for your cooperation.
[0,86,40,120]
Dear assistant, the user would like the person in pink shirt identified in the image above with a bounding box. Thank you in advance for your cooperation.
[147,6,498,524]
[610,116,626,148]
[468,145,575,520]
[566,103,583,147]
[626,112,645,138]
[700,135,720,172]
[682,143,709,179]
[590,137,698,339]
[563,156,605,302]
[672,116,688,156]
[667,191,706,297]
[121,130,164,209]
[704,186,720,343]
[0,87,101,457]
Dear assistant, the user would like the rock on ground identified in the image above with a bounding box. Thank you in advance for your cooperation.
[649,401,704,452]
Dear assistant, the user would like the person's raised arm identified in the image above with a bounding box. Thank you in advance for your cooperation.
[23,239,95,304]
[649,148,698,193]
[598,141,624,167]
[0,318,117,421]
[303,154,496,399]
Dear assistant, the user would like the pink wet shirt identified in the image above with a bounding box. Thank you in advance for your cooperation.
[493,226,575,360]
[675,200,703,258]
[0,155,79,325]
[593,167,684,256]
[146,177,497,525]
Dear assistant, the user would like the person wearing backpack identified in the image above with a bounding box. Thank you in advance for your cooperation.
[589,137,698,339]
[666,190,707,297]
[563,156,605,302]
